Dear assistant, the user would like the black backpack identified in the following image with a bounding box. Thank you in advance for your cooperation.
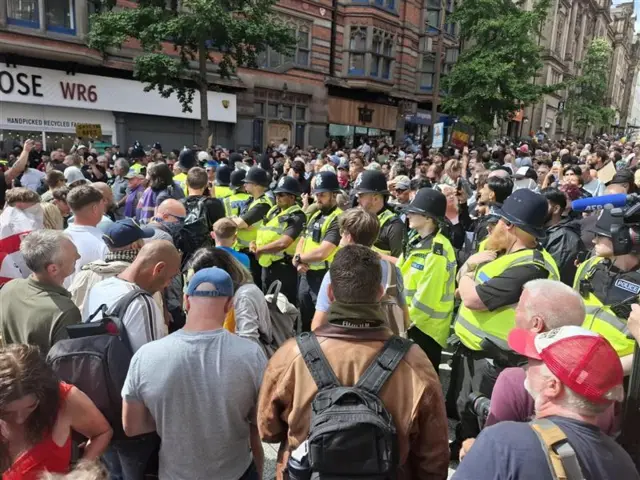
[179,196,214,266]
[296,332,412,479]
[46,290,150,440]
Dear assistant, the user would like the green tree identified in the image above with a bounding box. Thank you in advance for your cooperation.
[565,38,615,137]
[88,0,295,146]
[442,0,553,138]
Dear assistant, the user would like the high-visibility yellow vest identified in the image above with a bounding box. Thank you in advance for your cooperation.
[454,248,560,351]
[372,208,400,256]
[573,257,636,357]
[173,172,188,196]
[255,204,303,267]
[223,192,251,217]
[300,207,342,270]
[398,231,457,347]
[236,195,274,250]
[215,185,233,199]
[130,163,144,174]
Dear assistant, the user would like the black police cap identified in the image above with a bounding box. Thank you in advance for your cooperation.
[243,166,270,187]
[312,171,340,193]
[178,148,196,170]
[404,188,447,219]
[216,164,232,186]
[230,169,247,188]
[273,176,301,196]
[494,189,548,239]
[354,170,388,195]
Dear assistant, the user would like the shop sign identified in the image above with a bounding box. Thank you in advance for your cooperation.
[5,117,78,128]
[358,105,374,124]
[0,65,236,123]
[433,122,444,148]
[75,124,103,138]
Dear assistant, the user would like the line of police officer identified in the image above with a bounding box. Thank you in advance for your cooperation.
[211,163,637,453]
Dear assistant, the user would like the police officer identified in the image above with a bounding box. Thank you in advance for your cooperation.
[354,170,406,260]
[295,171,342,331]
[398,188,457,373]
[214,164,233,199]
[223,170,251,217]
[573,210,639,374]
[174,147,196,196]
[252,176,306,305]
[452,188,560,449]
[232,166,274,286]
[129,142,146,175]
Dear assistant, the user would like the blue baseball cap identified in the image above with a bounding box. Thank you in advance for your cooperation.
[102,219,155,249]
[186,267,234,298]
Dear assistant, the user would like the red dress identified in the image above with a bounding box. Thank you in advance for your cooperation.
[3,383,73,480]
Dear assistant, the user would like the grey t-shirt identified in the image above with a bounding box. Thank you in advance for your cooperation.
[122,328,268,480]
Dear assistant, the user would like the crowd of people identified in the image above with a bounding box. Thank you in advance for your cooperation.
[0,132,640,479]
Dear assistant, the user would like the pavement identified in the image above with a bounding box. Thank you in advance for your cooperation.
[261,351,459,479]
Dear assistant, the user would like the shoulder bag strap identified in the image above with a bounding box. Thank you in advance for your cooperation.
[296,332,340,391]
[108,289,153,353]
[530,418,585,480]
[355,336,413,395]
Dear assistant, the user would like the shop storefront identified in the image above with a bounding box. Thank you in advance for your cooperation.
[327,97,397,148]
[0,65,237,152]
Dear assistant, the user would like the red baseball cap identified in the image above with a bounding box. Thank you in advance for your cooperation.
[518,144,530,154]
[508,326,623,404]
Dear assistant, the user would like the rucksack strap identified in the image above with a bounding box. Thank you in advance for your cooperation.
[296,332,340,391]
[107,289,153,353]
[530,418,585,480]
[355,336,412,395]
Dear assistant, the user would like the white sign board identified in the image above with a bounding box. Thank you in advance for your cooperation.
[0,103,116,135]
[433,122,444,148]
[0,65,236,123]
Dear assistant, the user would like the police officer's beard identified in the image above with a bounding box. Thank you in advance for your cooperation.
[484,223,509,253]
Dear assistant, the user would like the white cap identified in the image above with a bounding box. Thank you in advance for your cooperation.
[197,151,212,162]
[64,166,87,185]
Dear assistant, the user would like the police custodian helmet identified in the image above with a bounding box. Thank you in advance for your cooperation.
[404,188,447,219]
[242,166,270,187]
[354,170,389,195]
[313,171,341,194]
[273,176,301,196]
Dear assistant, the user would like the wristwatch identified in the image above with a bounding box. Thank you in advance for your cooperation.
[294,254,302,265]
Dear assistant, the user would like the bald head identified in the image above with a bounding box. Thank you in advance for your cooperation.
[92,182,113,213]
[488,169,510,180]
[516,279,585,331]
[126,240,181,293]
[156,199,187,222]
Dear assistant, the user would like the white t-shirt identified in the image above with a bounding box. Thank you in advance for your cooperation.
[64,224,109,287]
[84,276,166,352]
[20,168,45,192]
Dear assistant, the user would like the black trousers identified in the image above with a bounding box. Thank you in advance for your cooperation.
[262,261,299,307]
[408,326,442,375]
[244,251,263,289]
[454,351,503,442]
[298,269,327,332]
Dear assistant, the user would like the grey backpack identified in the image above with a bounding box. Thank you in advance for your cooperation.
[296,332,412,479]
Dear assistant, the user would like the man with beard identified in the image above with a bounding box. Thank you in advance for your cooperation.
[453,326,637,480]
[541,188,584,285]
[452,189,560,456]
[295,171,342,331]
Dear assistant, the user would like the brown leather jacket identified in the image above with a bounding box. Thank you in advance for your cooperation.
[257,316,450,479]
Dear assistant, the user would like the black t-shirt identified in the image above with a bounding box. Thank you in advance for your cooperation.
[476,253,551,311]
[241,196,272,226]
[374,209,406,258]
[0,173,6,207]
[282,210,306,239]
[453,416,639,480]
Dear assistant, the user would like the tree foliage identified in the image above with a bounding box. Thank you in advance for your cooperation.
[565,38,615,135]
[442,0,554,138]
[88,0,295,144]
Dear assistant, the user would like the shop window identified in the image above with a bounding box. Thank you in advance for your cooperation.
[47,0,75,34]
[295,123,305,148]
[282,105,293,119]
[7,0,39,27]
[296,106,306,121]
[420,54,435,90]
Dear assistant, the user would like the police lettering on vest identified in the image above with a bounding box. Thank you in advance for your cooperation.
[398,232,457,347]
[256,204,304,267]
[455,249,560,351]
[224,192,251,217]
[573,257,637,357]
[300,208,342,270]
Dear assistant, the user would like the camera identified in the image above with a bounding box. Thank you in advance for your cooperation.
[468,392,491,430]
[609,196,640,255]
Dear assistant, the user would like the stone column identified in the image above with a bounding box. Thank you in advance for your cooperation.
[75,0,88,39]
[114,112,127,149]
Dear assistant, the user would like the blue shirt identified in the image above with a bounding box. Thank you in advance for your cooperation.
[217,246,250,269]
[316,258,406,312]
[452,416,639,480]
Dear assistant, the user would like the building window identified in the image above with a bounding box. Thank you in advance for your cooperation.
[7,0,39,27]
[282,105,293,119]
[371,31,394,80]
[47,0,75,33]
[296,106,306,121]
[426,0,441,33]
[256,17,311,69]
[254,102,264,116]
[353,0,395,11]
[420,54,435,90]
[267,104,278,118]
[444,0,456,36]
[348,27,367,75]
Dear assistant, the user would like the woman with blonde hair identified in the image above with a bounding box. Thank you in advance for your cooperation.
[41,202,64,230]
